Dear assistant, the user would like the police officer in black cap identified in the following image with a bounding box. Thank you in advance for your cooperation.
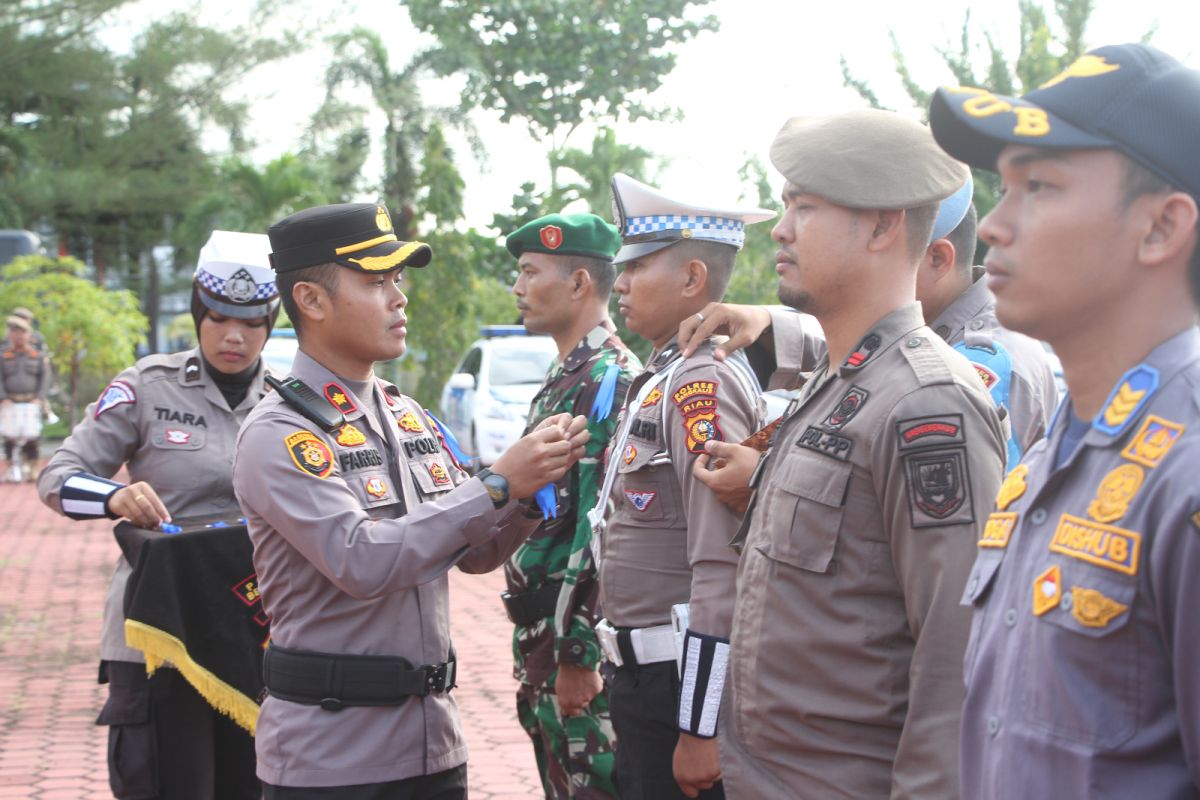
[233,202,590,798]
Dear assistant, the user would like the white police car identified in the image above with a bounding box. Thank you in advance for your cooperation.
[439,326,557,468]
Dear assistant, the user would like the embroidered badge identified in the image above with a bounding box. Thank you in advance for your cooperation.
[224,268,258,303]
[184,357,201,382]
[623,444,637,464]
[897,414,966,448]
[678,396,717,417]
[624,490,657,512]
[164,428,191,445]
[336,423,367,447]
[396,412,425,433]
[285,431,334,479]
[1070,586,1129,628]
[1087,463,1144,524]
[1121,414,1184,469]
[641,387,664,408]
[845,333,881,368]
[995,464,1028,511]
[673,380,722,454]
[1049,514,1141,575]
[905,448,971,525]
[376,205,392,232]
[539,224,563,250]
[95,380,137,418]
[378,379,398,407]
[1032,564,1061,616]
[629,418,657,441]
[797,425,853,461]
[323,383,357,414]
[1095,364,1159,436]
[365,477,388,498]
[428,462,451,486]
[672,381,717,406]
[338,449,383,472]
[973,363,998,390]
[231,573,260,605]
[685,412,723,454]
[979,512,1017,548]
[823,386,869,430]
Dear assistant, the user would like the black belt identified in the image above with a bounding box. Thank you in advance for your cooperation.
[500,580,563,626]
[263,644,456,711]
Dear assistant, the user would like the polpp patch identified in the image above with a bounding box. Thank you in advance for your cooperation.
[364,477,388,498]
[1049,514,1140,575]
[1121,414,1184,468]
[1032,564,1062,616]
[897,414,965,449]
[995,463,1028,511]
[641,387,664,407]
[540,224,563,250]
[1071,586,1128,628]
[285,430,334,479]
[797,425,853,461]
[823,386,869,430]
[624,490,657,512]
[428,462,451,486]
[95,380,137,418]
[164,428,191,445]
[396,411,425,433]
[905,448,973,527]
[323,382,357,414]
[1086,463,1144,523]
[979,512,1017,548]
[336,423,367,447]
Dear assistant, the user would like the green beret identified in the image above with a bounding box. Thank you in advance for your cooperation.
[505,213,621,260]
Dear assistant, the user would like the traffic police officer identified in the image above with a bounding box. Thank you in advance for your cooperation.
[38,230,280,799]
[594,174,770,799]
[232,203,589,798]
[695,110,1005,798]
[930,43,1200,798]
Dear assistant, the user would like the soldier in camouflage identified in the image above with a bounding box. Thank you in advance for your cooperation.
[503,213,641,799]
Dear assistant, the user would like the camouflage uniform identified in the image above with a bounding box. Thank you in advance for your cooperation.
[505,322,640,799]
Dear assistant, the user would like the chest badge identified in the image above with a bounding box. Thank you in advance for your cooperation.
[823,386,868,430]
[979,512,1017,548]
[336,423,367,447]
[995,464,1028,511]
[284,431,334,479]
[428,462,451,486]
[364,477,388,498]
[641,387,664,408]
[1032,564,1061,616]
[624,490,657,512]
[164,428,191,445]
[397,411,425,433]
[623,444,637,464]
[1120,414,1184,469]
[1070,586,1128,628]
[1086,463,1144,524]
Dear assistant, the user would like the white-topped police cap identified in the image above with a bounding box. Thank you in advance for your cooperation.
[610,173,776,265]
[194,230,280,319]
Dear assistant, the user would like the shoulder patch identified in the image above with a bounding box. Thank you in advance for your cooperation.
[904,447,974,528]
[673,379,722,455]
[323,383,357,414]
[897,414,966,449]
[95,380,137,418]
[1121,414,1184,468]
[285,430,334,479]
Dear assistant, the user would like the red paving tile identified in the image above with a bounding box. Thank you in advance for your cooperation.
[0,477,542,798]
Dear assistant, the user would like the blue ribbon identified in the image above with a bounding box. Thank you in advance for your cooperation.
[590,363,621,423]
[424,409,473,465]
[534,483,558,520]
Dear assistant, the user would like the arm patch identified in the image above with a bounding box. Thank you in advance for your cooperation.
[673,380,723,455]
[904,446,975,528]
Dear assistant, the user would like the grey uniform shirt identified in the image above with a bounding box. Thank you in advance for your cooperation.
[720,303,1005,800]
[0,342,50,399]
[961,327,1200,799]
[233,350,539,788]
[930,267,1059,455]
[599,338,758,638]
[37,349,270,662]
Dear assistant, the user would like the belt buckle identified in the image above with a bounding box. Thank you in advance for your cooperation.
[422,661,455,695]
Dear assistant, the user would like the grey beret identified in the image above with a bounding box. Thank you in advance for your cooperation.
[769,109,969,209]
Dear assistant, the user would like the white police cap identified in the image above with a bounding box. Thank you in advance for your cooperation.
[610,173,775,264]
[194,230,279,319]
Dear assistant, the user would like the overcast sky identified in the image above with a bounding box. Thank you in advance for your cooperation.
[105,0,1200,232]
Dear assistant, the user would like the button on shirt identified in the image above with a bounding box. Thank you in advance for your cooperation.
[961,327,1200,799]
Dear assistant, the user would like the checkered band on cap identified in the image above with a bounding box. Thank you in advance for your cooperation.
[623,215,746,248]
[196,266,277,302]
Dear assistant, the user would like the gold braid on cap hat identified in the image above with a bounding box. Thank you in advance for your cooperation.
[346,241,428,271]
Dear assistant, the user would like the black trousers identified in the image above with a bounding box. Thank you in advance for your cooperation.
[606,660,724,800]
[99,660,260,800]
[263,765,468,800]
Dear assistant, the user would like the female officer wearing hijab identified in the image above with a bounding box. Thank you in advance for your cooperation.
[37,230,279,800]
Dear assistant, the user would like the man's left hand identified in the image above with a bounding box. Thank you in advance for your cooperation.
[556,663,602,717]
[673,732,721,798]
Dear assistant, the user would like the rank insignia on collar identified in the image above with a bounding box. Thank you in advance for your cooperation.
[1071,586,1128,628]
[642,387,664,407]
[1094,364,1159,436]
[623,444,637,464]
[823,386,869,430]
[428,461,451,486]
[995,464,1028,511]
[336,423,367,447]
[1121,414,1184,469]
[396,411,425,433]
[184,357,202,383]
[365,477,388,498]
[323,383,357,414]
[624,490,657,512]
[845,333,881,368]
[979,512,1017,548]
[1087,463,1144,523]
[95,380,137,418]
[1032,564,1061,616]
[378,379,398,407]
[284,430,334,479]
[1049,514,1141,575]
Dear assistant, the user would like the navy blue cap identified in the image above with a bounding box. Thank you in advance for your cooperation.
[268,203,432,273]
[929,44,1200,199]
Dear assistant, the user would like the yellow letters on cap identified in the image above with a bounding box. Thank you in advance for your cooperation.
[1032,564,1062,616]
[1071,586,1129,628]
[1086,463,1145,524]
[962,93,1012,118]
[1040,54,1121,90]
[1049,514,1141,575]
[995,464,1028,511]
[1012,107,1050,137]
[1121,414,1185,469]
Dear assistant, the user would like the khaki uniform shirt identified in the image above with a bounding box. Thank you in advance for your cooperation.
[931,267,1059,454]
[0,342,50,400]
[38,349,270,662]
[598,338,758,638]
[721,304,1005,799]
[961,328,1200,798]
[233,350,539,788]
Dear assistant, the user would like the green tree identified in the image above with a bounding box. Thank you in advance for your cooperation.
[0,254,146,425]
[725,155,781,306]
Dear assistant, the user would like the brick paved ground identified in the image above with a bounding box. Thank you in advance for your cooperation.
[0,476,541,799]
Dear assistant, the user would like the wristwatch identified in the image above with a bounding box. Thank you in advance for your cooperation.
[476,468,510,508]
